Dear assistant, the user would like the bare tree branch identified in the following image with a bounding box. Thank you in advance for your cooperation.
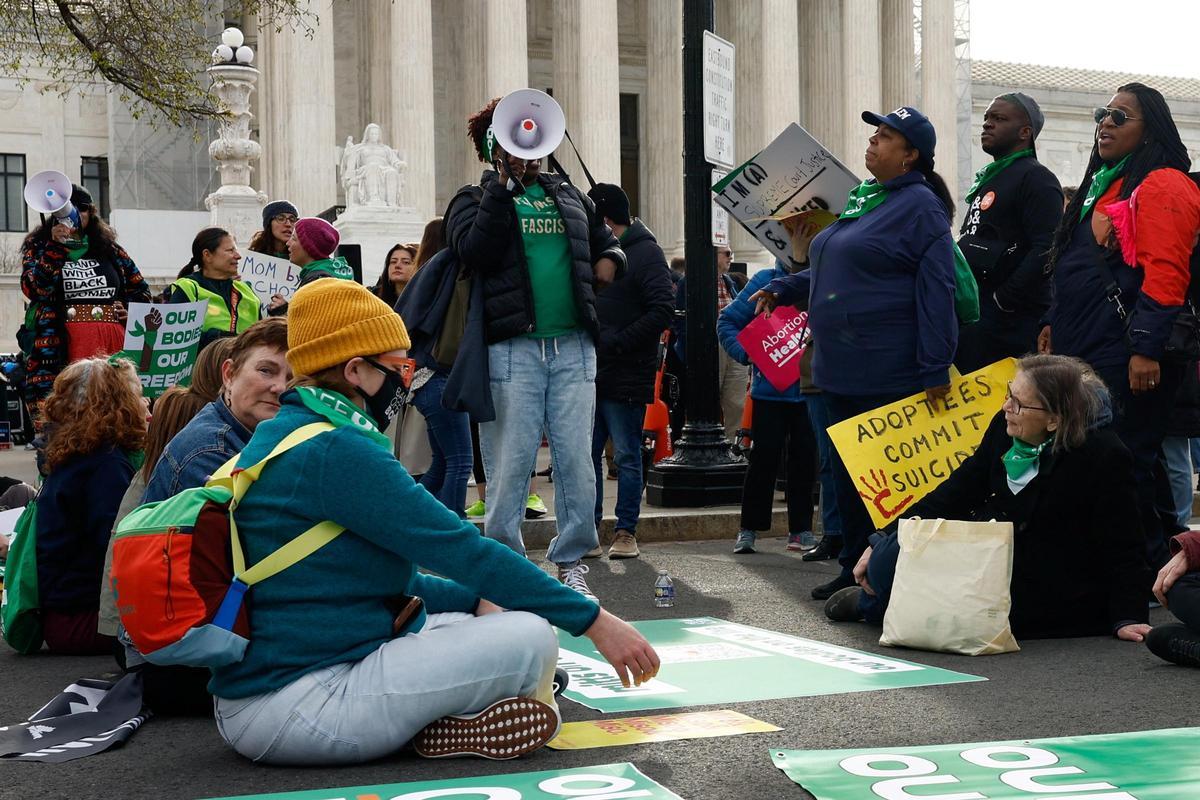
[0,0,311,125]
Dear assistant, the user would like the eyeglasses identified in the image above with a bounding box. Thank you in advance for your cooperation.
[272,213,298,224]
[1093,107,1141,127]
[364,355,415,389]
[1005,382,1047,415]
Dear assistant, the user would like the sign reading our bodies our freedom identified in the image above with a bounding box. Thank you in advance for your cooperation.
[241,252,300,307]
[118,300,208,399]
[711,123,858,259]
[204,763,684,800]
[557,618,982,714]
[827,359,1017,529]
[772,727,1200,799]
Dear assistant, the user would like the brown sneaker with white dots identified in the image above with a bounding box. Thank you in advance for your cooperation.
[412,696,560,759]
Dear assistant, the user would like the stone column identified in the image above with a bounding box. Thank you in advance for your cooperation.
[388,0,437,221]
[921,0,957,209]
[484,0,529,99]
[880,0,916,111]
[841,0,881,174]
[257,0,337,215]
[553,0,621,183]
[644,0,684,258]
[721,0,801,262]
[799,0,843,162]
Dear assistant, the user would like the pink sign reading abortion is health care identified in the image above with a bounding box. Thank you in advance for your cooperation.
[735,307,810,392]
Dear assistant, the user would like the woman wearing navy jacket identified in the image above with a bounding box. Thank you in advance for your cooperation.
[752,106,958,601]
[1039,83,1200,570]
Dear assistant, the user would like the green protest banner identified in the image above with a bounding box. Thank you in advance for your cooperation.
[557,618,983,713]
[202,762,682,800]
[118,300,208,399]
[772,727,1200,799]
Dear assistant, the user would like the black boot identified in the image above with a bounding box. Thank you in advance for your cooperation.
[811,573,855,601]
[1147,623,1200,668]
[801,536,841,562]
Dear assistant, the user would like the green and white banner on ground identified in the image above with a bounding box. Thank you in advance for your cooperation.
[772,727,1200,799]
[204,762,682,800]
[118,300,208,399]
[556,617,983,713]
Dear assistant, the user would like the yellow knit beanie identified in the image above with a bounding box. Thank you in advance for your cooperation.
[286,279,411,376]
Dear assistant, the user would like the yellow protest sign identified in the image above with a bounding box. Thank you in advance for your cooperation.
[827,358,1017,529]
[546,709,779,750]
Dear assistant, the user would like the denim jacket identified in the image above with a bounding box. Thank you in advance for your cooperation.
[142,399,253,504]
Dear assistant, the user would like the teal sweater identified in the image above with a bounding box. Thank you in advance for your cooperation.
[210,390,600,699]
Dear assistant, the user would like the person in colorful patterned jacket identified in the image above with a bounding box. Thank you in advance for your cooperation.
[20,183,150,429]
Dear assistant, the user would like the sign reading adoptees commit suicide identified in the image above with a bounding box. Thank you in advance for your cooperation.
[712,123,859,259]
[827,359,1017,529]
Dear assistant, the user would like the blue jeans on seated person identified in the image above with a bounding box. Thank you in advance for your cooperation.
[412,373,473,518]
[858,531,901,626]
[479,331,600,564]
[592,398,645,534]
[213,611,559,765]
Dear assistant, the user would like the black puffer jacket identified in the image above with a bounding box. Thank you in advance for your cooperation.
[446,170,625,344]
[595,220,675,405]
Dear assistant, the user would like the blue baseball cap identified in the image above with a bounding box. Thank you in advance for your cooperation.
[861,106,937,166]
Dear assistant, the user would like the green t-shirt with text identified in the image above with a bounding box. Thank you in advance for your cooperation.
[514,183,578,338]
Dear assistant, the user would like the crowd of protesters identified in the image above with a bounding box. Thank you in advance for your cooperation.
[4,80,1200,773]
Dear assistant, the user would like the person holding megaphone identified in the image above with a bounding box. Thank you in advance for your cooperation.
[21,175,150,430]
[446,91,624,601]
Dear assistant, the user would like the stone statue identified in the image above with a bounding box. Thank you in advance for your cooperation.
[341,123,407,208]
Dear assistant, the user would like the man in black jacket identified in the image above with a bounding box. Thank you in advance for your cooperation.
[955,92,1063,373]
[586,184,675,559]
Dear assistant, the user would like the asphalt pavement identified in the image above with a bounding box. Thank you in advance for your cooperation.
[0,536,1193,800]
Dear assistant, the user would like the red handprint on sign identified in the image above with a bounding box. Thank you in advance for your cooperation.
[857,469,914,521]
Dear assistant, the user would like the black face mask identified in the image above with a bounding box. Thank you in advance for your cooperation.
[357,357,406,430]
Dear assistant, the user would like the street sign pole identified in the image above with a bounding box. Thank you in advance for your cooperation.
[645,0,747,507]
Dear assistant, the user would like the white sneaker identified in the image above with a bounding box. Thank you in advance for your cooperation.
[557,561,597,602]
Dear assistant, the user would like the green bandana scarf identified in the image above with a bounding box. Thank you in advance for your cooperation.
[294,386,391,451]
[965,149,1033,204]
[300,256,354,283]
[1001,436,1052,481]
[840,180,890,219]
[66,234,89,261]
[1079,155,1130,221]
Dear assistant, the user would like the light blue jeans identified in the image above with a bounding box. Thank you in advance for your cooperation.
[480,331,600,564]
[1161,436,1194,530]
[213,611,559,765]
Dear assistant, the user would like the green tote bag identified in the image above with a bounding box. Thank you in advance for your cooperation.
[1,502,42,654]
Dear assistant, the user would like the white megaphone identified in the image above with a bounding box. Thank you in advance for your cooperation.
[23,170,81,230]
[493,89,567,161]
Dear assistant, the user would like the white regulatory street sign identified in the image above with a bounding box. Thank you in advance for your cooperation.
[711,169,729,246]
[702,31,735,169]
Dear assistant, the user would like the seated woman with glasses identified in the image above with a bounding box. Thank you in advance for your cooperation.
[824,354,1153,643]
[1037,83,1200,573]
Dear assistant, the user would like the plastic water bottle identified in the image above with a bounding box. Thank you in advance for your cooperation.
[654,569,675,608]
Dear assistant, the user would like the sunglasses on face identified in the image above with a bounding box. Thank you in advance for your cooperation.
[1093,107,1141,127]
[364,355,415,389]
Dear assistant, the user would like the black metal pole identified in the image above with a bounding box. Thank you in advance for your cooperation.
[645,0,746,507]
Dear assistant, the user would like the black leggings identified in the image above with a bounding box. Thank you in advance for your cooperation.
[1169,572,1200,632]
[740,399,816,532]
